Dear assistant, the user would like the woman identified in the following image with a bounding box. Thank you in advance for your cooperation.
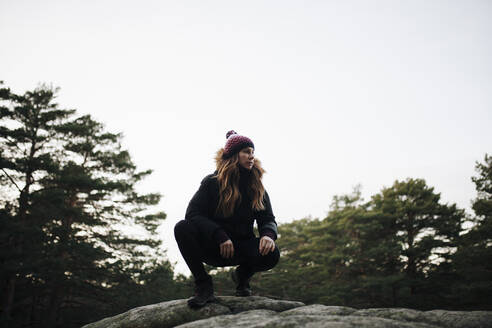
[174,130,280,308]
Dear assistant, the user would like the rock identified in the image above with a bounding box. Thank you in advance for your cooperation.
[82,296,492,328]
[280,304,357,316]
[176,309,279,328]
[81,299,231,328]
[81,296,303,328]
[351,308,492,328]
[418,310,492,328]
[216,296,305,313]
[177,311,436,328]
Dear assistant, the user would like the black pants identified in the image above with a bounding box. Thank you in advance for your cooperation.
[174,219,280,284]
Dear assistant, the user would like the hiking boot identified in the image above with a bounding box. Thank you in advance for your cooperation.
[187,278,216,308]
[231,267,252,297]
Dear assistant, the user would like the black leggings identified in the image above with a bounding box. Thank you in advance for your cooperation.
[174,219,280,284]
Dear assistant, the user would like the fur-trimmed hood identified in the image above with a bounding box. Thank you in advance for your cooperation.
[214,148,265,178]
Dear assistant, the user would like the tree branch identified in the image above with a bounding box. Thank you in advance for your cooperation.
[1,168,21,192]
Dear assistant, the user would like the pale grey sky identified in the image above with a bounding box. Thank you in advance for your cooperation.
[1,0,491,276]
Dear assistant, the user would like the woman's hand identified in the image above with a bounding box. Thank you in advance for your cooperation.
[259,236,275,256]
[219,239,234,259]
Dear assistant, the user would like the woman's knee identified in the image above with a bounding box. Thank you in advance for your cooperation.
[174,219,196,240]
[257,245,280,271]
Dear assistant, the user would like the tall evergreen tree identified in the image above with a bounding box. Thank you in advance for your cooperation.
[36,113,168,327]
[0,82,75,325]
[451,153,492,310]
[370,178,464,308]
[0,83,171,327]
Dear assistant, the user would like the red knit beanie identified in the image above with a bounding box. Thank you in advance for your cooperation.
[222,130,255,159]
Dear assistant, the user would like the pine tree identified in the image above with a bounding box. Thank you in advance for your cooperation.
[0,82,75,325]
[370,178,464,308]
[451,153,492,309]
[37,113,168,326]
[0,82,171,327]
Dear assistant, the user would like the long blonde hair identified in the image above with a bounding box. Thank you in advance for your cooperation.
[214,148,266,218]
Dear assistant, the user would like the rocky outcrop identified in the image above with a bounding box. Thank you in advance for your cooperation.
[82,296,492,328]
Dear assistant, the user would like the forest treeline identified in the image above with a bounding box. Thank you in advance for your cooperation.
[1,82,491,328]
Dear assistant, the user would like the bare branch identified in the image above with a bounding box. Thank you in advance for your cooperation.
[1,168,22,192]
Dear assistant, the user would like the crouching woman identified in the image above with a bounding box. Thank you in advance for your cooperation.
[174,130,280,308]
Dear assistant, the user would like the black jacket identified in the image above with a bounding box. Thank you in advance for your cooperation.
[185,167,278,243]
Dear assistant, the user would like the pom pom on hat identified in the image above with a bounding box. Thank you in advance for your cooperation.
[226,130,237,139]
[222,130,254,159]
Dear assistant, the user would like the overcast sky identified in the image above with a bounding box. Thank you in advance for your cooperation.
[1,0,491,276]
